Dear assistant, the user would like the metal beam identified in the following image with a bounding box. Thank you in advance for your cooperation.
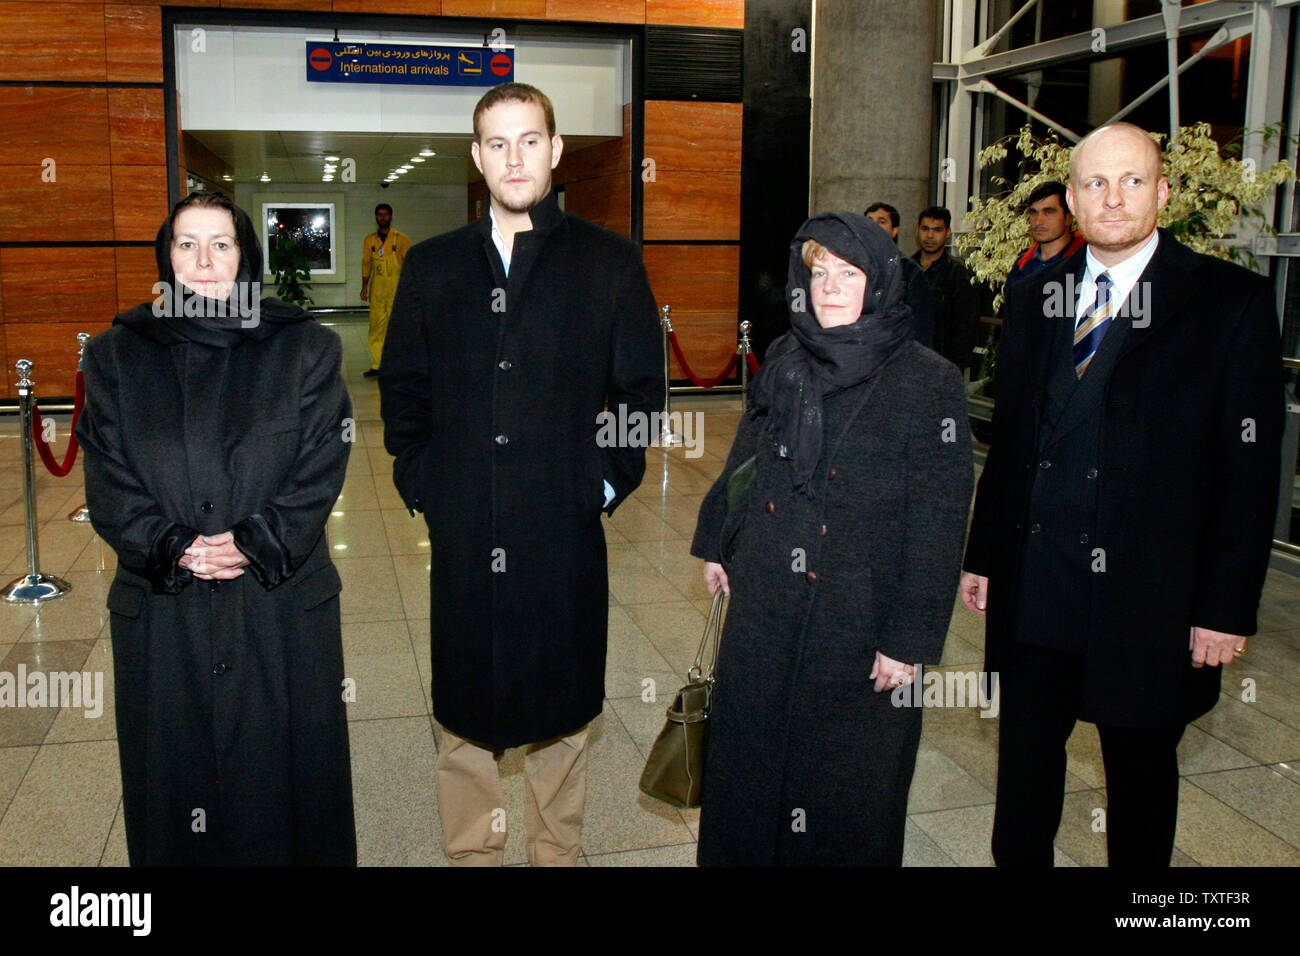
[973,79,1082,141]
[1103,22,1246,125]
[932,1,1255,81]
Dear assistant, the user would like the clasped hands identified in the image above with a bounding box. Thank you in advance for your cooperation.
[178,531,250,581]
[957,572,1248,667]
[703,560,916,693]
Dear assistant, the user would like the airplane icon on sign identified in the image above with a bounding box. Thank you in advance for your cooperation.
[458,51,481,74]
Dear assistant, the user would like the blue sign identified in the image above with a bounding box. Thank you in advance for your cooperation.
[306,42,515,86]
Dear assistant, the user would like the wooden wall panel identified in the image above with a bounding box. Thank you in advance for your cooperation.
[558,135,628,183]
[109,89,166,166]
[647,0,743,29]
[643,171,739,241]
[0,87,110,166]
[105,4,163,82]
[219,0,322,8]
[0,3,108,82]
[547,0,644,23]
[0,168,114,242]
[333,0,440,11]
[644,101,741,170]
[161,0,219,7]
[0,248,118,326]
[112,165,170,240]
[2,322,110,398]
[115,246,158,312]
[562,172,630,237]
[441,0,547,16]
[642,245,738,313]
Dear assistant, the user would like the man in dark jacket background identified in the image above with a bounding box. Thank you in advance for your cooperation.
[912,206,982,371]
[865,201,935,348]
[379,83,663,866]
[959,122,1282,866]
[1004,181,1086,289]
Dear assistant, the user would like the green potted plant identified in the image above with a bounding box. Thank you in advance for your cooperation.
[268,237,315,307]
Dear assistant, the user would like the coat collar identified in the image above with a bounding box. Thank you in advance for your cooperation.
[474,186,565,241]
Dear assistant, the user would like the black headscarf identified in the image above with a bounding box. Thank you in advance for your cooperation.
[750,212,914,496]
[115,192,309,347]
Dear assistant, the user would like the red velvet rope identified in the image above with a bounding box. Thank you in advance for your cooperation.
[667,329,741,388]
[746,352,760,375]
[30,369,85,478]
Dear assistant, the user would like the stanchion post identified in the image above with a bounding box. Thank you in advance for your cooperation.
[69,332,91,523]
[737,320,753,412]
[658,304,682,447]
[3,359,72,604]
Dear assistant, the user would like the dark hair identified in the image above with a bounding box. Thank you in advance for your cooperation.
[918,205,952,228]
[1025,181,1068,209]
[155,191,261,285]
[864,202,900,229]
[473,82,557,140]
[375,203,393,216]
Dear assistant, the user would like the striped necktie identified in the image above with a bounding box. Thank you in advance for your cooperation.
[1073,271,1114,378]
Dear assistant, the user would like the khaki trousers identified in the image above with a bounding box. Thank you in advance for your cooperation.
[435,724,589,866]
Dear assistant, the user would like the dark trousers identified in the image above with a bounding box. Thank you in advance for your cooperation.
[991,641,1185,867]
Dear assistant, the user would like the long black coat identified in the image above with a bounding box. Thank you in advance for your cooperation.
[691,343,973,865]
[379,190,663,749]
[964,230,1284,728]
[76,307,356,865]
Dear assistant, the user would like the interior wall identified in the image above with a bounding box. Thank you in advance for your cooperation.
[234,181,466,308]
[0,0,747,399]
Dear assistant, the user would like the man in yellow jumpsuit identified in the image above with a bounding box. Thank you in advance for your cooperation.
[360,203,411,377]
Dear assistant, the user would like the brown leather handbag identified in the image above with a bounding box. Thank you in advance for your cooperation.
[638,590,726,808]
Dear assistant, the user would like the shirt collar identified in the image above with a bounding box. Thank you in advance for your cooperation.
[1084,229,1159,287]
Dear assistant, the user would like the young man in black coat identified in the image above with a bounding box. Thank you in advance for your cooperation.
[379,83,663,865]
[960,122,1283,866]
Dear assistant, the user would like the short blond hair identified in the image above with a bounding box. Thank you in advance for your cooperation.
[473,82,556,141]
[801,238,831,271]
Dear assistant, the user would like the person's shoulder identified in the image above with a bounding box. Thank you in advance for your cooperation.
[406,221,481,260]
[896,339,963,384]
[560,212,639,257]
[1004,248,1080,315]
[1166,234,1267,293]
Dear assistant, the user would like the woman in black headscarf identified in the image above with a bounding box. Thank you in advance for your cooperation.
[690,212,974,865]
[76,192,356,865]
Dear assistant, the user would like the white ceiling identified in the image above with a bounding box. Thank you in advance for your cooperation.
[185,129,614,186]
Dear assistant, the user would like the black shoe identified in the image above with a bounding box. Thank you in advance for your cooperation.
[363,368,379,378]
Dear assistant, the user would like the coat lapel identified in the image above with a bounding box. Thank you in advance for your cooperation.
[1039,230,1202,450]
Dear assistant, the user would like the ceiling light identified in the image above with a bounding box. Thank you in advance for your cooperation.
[419,149,435,157]
[410,156,425,163]
[325,155,340,162]
[259,173,270,182]
[221,174,232,181]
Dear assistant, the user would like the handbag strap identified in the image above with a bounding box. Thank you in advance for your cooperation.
[687,590,727,683]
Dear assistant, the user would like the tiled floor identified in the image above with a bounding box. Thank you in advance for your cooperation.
[2,316,1299,866]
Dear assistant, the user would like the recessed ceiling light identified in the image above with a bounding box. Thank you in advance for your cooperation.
[221,174,232,181]
[410,156,425,163]
[419,149,435,157]
[259,173,270,182]
[325,155,340,161]
[400,165,413,171]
